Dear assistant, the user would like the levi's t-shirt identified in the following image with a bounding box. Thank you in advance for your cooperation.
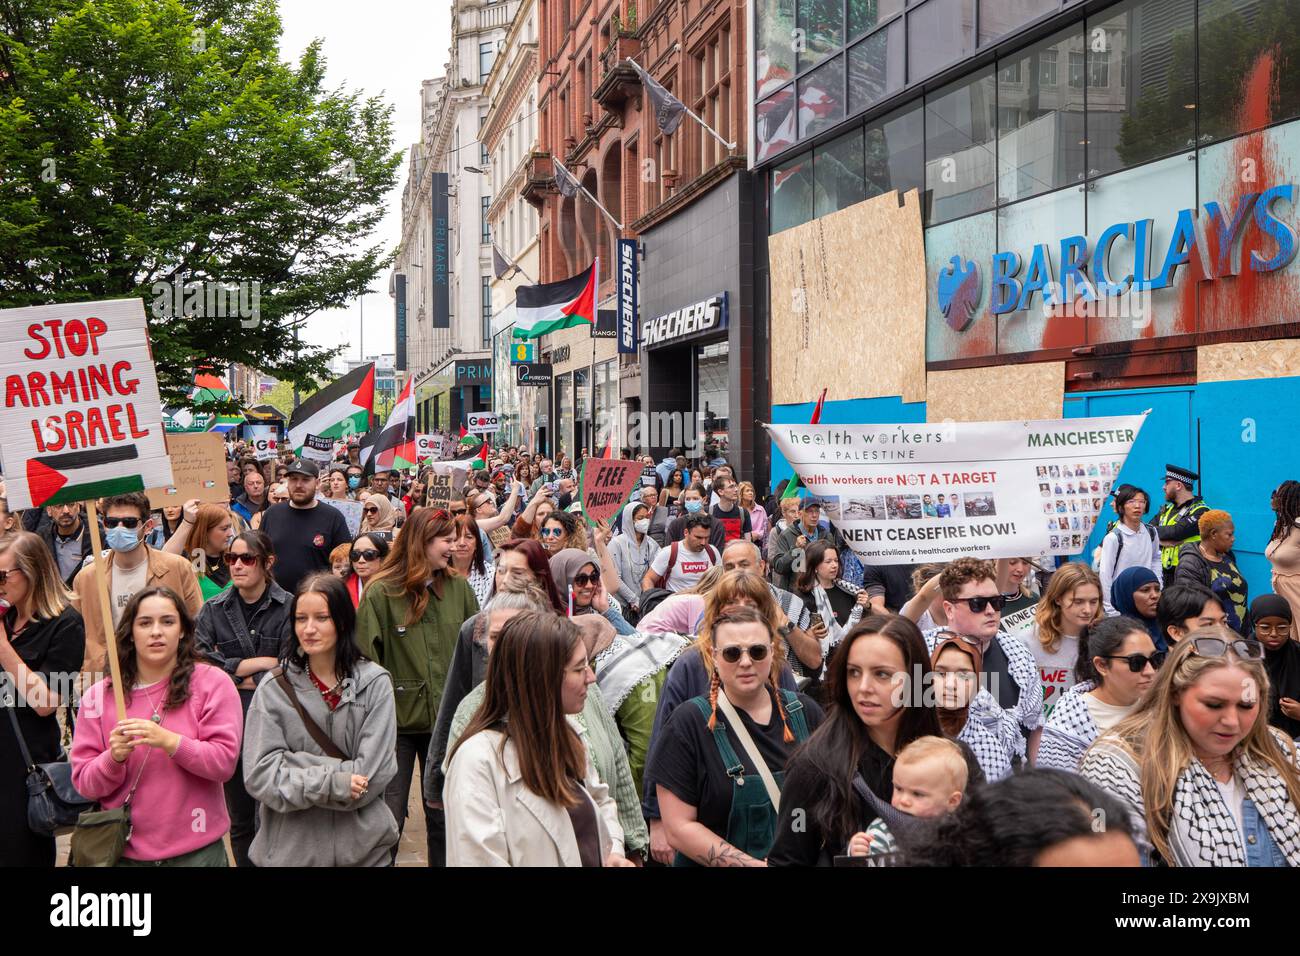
[648,543,717,593]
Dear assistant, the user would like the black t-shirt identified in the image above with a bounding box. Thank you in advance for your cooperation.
[647,686,823,840]
[860,563,915,611]
[708,503,752,550]
[260,502,351,594]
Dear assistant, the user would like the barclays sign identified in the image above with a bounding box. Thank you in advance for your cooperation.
[936,184,1297,320]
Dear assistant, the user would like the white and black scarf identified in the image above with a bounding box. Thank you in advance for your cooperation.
[812,580,864,654]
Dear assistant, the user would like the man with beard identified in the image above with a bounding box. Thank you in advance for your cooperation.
[259,459,351,593]
[1155,464,1210,588]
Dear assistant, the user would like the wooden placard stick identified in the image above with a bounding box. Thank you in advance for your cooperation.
[84,499,126,722]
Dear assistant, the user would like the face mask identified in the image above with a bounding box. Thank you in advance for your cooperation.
[684,500,703,514]
[634,519,651,534]
[105,526,140,553]
[348,476,361,490]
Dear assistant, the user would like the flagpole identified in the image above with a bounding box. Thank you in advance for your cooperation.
[555,160,624,230]
[625,58,737,150]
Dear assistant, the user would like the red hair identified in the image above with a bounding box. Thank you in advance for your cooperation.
[495,538,565,613]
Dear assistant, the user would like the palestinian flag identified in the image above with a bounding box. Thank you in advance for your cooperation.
[781,473,805,500]
[193,371,244,433]
[810,387,827,425]
[514,260,598,340]
[369,376,418,473]
[425,438,488,485]
[287,364,375,454]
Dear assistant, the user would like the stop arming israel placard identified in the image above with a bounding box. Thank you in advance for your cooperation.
[1,298,174,510]
[765,415,1147,565]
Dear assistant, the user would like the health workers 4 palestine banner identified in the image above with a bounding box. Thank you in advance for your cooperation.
[766,415,1147,565]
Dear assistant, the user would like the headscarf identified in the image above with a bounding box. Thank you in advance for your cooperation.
[549,547,599,616]
[930,635,983,739]
[1111,566,1164,651]
[361,493,396,532]
[1249,594,1300,738]
[620,501,644,539]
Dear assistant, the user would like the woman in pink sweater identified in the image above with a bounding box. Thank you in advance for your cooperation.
[71,586,243,866]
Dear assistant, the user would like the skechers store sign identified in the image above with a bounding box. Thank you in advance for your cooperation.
[938,185,1297,321]
[642,293,728,348]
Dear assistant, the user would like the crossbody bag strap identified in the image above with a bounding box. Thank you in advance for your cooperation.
[273,667,347,760]
[5,704,35,770]
[715,690,782,813]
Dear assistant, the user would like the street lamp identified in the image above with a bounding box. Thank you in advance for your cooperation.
[463,166,487,174]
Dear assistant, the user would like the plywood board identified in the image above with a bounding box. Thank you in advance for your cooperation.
[769,189,927,406]
[1198,339,1300,384]
[925,363,1064,423]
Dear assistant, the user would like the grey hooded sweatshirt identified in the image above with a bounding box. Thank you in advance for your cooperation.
[243,658,399,866]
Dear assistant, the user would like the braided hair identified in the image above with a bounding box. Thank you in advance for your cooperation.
[1269,480,1300,544]
[706,605,795,743]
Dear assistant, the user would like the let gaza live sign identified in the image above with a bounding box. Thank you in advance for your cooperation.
[0,299,174,510]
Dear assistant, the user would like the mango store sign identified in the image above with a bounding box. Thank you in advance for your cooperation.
[0,299,173,509]
[936,184,1297,322]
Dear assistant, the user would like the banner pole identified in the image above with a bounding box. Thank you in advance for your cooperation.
[84,499,126,722]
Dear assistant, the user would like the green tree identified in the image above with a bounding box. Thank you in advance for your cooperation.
[0,0,401,405]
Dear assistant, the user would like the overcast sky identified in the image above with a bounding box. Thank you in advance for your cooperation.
[276,0,452,370]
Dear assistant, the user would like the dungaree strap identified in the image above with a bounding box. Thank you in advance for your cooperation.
[686,696,746,778]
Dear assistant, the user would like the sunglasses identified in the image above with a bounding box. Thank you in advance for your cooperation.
[351,548,382,562]
[572,572,600,587]
[718,643,771,664]
[223,552,260,567]
[540,527,564,537]
[363,507,379,515]
[1254,623,1292,635]
[0,568,24,584]
[1102,651,1166,673]
[960,595,1005,613]
[102,516,142,529]
[1190,637,1264,660]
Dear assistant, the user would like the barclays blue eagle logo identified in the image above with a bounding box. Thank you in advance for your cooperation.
[936,256,982,332]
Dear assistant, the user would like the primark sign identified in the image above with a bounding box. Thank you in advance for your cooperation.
[642,292,729,348]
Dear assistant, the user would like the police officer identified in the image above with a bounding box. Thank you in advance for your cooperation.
[1156,464,1209,587]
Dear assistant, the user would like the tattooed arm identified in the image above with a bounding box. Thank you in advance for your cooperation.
[658,786,767,867]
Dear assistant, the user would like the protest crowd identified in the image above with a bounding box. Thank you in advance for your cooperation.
[1,434,1298,869]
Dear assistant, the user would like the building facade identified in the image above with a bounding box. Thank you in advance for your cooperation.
[527,0,755,470]
[393,0,520,432]
[753,0,1300,586]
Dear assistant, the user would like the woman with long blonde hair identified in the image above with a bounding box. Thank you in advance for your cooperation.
[1080,632,1300,866]
[356,507,479,866]
[1023,563,1102,720]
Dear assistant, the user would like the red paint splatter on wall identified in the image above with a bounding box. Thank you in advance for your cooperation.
[1202,48,1280,333]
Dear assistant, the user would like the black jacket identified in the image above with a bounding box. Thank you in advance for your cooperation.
[193,582,293,685]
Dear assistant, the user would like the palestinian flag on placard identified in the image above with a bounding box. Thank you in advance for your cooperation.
[287,364,375,454]
[369,376,418,473]
[513,260,598,340]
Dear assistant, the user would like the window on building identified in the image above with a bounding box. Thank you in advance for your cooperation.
[1039,49,1058,86]
[799,54,844,138]
[1199,0,1297,142]
[697,341,730,461]
[1089,0,1194,177]
[978,0,1058,45]
[924,66,997,224]
[756,0,796,99]
[847,19,903,115]
[797,0,843,72]
[755,87,796,164]
[1088,49,1109,87]
[907,0,975,83]
[848,0,903,40]
[997,24,1085,203]
[864,97,923,201]
[480,41,495,81]
[480,109,490,166]
[1066,50,1087,89]
[481,196,491,243]
[481,276,492,348]
[814,126,865,217]
[693,26,732,176]
[769,150,813,234]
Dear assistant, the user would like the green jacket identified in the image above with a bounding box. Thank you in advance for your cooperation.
[356,575,480,734]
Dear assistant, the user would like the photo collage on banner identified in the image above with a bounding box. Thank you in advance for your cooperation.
[1036,459,1124,556]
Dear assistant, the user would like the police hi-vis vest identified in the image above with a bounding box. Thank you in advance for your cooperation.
[1157,497,1209,570]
